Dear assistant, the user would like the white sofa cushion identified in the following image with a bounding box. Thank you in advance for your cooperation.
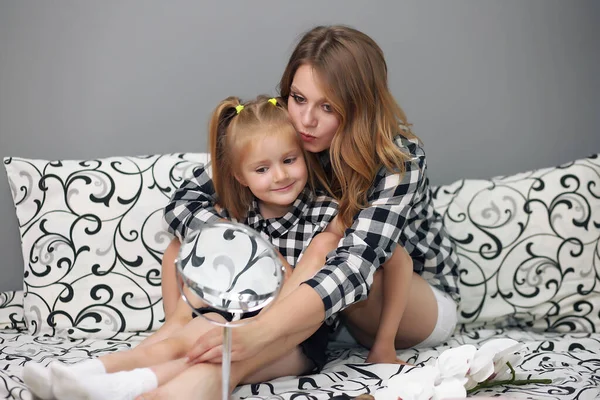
[0,291,24,330]
[433,154,600,332]
[3,153,208,338]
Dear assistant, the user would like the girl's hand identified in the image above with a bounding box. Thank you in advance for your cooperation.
[186,317,272,364]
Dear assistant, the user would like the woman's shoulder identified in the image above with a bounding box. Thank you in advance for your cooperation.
[393,129,425,160]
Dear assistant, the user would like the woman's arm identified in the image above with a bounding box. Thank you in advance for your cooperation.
[186,282,325,363]
[164,163,222,240]
[304,153,426,320]
[186,155,427,363]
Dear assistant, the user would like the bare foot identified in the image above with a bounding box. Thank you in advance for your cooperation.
[135,363,224,400]
[366,345,411,365]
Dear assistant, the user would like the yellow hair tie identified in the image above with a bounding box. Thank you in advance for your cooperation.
[235,104,244,114]
[268,98,277,106]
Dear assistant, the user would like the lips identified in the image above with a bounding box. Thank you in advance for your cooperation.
[299,132,316,142]
[273,183,295,192]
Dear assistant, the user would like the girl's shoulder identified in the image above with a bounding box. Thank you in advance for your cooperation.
[304,191,339,224]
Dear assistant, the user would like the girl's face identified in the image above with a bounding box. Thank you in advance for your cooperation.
[236,132,307,218]
[287,64,340,153]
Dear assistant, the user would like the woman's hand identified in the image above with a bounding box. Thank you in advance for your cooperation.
[186,316,272,364]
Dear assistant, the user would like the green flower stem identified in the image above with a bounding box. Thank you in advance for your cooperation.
[466,362,552,394]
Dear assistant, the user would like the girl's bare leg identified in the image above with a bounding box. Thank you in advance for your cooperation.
[137,239,194,349]
[140,339,312,394]
[100,313,223,373]
[135,234,340,399]
[342,245,438,350]
[136,324,322,400]
[160,238,181,320]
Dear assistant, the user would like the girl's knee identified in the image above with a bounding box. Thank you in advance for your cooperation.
[162,238,181,269]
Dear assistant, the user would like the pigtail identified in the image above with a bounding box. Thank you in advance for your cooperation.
[207,97,254,220]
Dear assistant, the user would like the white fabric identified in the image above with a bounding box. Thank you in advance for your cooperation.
[414,285,458,348]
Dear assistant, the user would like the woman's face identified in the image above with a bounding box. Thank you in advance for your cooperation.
[287,64,340,153]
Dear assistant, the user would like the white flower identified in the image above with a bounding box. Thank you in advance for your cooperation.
[375,365,439,400]
[432,377,468,400]
[469,338,526,383]
[436,344,477,381]
[376,339,531,400]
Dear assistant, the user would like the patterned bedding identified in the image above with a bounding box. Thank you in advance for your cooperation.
[2,154,599,399]
[1,327,599,399]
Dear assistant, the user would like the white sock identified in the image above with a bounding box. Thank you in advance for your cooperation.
[72,358,106,375]
[51,363,158,400]
[22,359,106,400]
[23,362,54,400]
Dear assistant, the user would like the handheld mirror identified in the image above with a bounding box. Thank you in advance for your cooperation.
[175,221,284,399]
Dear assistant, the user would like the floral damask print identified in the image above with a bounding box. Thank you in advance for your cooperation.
[433,154,600,332]
[4,154,209,338]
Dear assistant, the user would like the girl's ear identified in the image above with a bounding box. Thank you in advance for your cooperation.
[235,173,248,187]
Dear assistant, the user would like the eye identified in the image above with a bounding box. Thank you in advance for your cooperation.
[283,157,297,164]
[290,93,306,104]
[255,167,268,174]
[322,103,333,113]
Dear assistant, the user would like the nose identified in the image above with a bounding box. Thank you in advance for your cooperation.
[301,107,317,128]
[273,165,288,182]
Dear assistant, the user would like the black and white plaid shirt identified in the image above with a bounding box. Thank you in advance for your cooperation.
[230,188,338,267]
[165,135,460,320]
[304,135,460,319]
[163,164,338,268]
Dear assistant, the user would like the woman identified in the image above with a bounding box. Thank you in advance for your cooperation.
[149,25,460,399]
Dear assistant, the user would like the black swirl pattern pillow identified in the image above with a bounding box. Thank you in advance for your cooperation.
[433,154,600,332]
[3,154,208,339]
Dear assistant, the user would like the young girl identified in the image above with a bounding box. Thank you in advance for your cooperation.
[149,25,461,400]
[22,95,341,400]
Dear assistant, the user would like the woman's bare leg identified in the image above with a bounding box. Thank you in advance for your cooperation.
[365,246,413,363]
[342,245,438,350]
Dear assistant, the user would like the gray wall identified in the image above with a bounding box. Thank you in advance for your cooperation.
[1,0,599,291]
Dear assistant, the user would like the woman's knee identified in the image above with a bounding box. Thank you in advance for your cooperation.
[310,232,340,257]
[382,245,414,275]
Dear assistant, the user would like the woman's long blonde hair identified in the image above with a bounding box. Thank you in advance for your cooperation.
[208,95,312,220]
[279,25,419,228]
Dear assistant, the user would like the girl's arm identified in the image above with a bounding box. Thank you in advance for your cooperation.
[164,163,222,241]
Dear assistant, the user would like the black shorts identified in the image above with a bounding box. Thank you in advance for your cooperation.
[298,323,330,373]
[192,307,329,373]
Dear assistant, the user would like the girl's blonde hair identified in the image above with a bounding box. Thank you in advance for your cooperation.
[208,95,312,220]
[279,25,419,228]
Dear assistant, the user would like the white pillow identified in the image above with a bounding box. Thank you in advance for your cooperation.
[433,154,600,332]
[3,153,209,339]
